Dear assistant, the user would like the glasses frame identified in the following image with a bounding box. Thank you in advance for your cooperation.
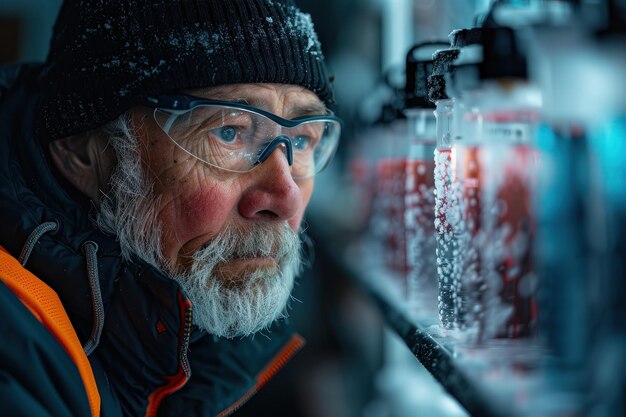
[143,93,342,178]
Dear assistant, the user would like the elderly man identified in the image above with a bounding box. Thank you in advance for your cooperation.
[0,1,340,416]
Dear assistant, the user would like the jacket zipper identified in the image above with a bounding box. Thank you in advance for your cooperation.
[144,291,193,417]
[214,333,305,417]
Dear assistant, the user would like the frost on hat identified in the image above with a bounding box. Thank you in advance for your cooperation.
[37,0,334,141]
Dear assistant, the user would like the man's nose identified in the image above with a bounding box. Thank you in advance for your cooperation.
[238,146,301,221]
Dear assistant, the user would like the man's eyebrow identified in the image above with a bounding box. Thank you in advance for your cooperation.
[203,92,250,104]
[248,99,328,118]
[288,103,328,118]
[201,90,327,116]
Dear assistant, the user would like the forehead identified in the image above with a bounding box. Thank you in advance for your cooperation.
[188,83,327,116]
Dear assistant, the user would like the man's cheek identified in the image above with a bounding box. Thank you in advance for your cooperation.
[177,187,233,243]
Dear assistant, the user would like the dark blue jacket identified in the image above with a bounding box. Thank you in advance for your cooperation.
[0,64,303,417]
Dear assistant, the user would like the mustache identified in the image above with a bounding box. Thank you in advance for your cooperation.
[194,222,299,262]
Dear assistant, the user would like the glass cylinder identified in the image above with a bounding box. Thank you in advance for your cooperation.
[466,79,541,341]
[372,118,410,289]
[404,108,437,317]
[434,98,463,330]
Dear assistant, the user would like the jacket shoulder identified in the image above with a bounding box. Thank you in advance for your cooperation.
[0,279,93,417]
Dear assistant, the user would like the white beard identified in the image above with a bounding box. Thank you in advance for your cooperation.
[95,113,303,338]
[174,223,301,338]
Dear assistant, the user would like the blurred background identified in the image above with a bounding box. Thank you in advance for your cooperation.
[2,1,624,416]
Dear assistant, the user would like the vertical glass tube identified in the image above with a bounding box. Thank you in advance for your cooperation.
[376,119,410,290]
[404,108,437,317]
[434,98,462,330]
[454,88,484,338]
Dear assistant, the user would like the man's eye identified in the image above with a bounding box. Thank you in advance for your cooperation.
[293,135,311,150]
[212,126,238,143]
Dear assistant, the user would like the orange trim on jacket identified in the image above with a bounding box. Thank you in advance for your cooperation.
[0,246,101,417]
[144,293,192,417]
[214,333,305,417]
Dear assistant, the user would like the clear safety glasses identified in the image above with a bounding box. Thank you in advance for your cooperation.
[144,94,342,179]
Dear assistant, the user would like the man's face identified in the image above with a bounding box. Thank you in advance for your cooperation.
[95,83,324,337]
[135,83,318,276]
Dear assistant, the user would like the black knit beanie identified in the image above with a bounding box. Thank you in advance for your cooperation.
[36,0,334,141]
